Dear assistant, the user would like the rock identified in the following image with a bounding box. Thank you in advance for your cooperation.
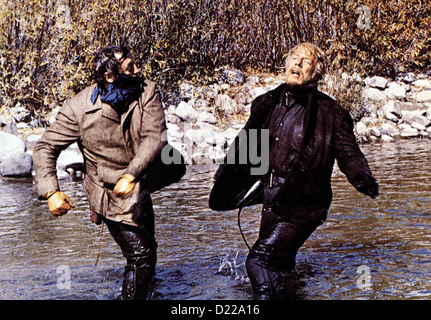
[184,127,216,147]
[365,76,388,89]
[399,124,419,138]
[48,106,61,125]
[355,121,369,135]
[235,90,253,106]
[363,88,387,102]
[10,104,32,123]
[215,94,238,115]
[381,123,400,137]
[166,122,181,132]
[3,122,19,135]
[207,146,226,164]
[221,127,240,141]
[419,131,428,138]
[26,134,42,144]
[192,98,211,112]
[179,82,194,99]
[217,68,245,86]
[56,149,84,180]
[195,121,218,132]
[196,111,217,124]
[166,113,182,124]
[175,101,199,122]
[384,82,406,100]
[25,134,42,150]
[411,122,427,131]
[384,112,399,122]
[351,72,363,83]
[0,132,26,160]
[381,100,402,118]
[381,134,394,143]
[412,79,431,89]
[415,90,431,103]
[249,87,267,99]
[396,101,427,112]
[370,126,381,138]
[402,73,416,83]
[402,110,431,127]
[0,151,33,177]
[204,131,226,148]
[16,123,29,129]
[166,123,183,143]
[246,75,261,86]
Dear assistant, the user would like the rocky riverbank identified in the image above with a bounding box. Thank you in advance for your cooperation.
[1,69,431,178]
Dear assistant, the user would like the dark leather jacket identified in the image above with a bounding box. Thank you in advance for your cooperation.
[209,83,378,225]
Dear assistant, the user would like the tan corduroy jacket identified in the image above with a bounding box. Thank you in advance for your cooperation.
[33,80,167,226]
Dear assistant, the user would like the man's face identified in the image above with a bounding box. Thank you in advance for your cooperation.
[114,52,141,76]
[285,48,316,86]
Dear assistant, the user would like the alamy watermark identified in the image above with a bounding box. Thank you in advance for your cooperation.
[356,265,372,291]
[160,124,269,176]
[356,5,371,30]
[56,265,71,290]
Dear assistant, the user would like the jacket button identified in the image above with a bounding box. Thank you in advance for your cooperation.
[275,137,279,141]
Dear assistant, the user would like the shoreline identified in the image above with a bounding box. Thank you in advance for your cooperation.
[1,70,431,178]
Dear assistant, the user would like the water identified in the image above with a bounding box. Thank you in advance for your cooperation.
[0,140,430,300]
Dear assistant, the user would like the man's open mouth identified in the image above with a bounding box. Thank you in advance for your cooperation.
[291,70,301,76]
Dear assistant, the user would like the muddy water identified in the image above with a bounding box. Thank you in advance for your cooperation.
[0,140,430,300]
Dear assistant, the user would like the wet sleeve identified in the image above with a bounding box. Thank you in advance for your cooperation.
[33,102,80,198]
[125,82,167,180]
[334,111,379,198]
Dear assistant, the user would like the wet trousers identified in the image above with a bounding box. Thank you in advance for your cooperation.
[104,211,157,300]
[245,205,317,298]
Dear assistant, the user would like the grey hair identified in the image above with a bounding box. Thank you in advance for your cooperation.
[285,42,327,81]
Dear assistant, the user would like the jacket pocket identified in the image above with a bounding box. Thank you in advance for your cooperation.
[97,163,126,186]
[105,182,140,214]
[83,174,105,214]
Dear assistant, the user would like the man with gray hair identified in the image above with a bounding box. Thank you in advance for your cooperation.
[209,42,379,298]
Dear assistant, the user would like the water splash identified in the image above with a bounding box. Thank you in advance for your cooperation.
[217,251,249,283]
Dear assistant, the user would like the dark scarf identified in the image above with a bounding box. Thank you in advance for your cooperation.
[285,81,318,151]
[91,75,143,112]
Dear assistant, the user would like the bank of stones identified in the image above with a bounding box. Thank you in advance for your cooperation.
[1,69,431,177]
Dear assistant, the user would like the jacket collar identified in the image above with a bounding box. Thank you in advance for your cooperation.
[284,81,318,109]
[85,84,138,123]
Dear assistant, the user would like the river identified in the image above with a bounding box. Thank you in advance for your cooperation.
[0,139,430,300]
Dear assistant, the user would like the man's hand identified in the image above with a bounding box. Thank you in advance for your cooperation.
[47,191,74,216]
[354,175,379,199]
[113,174,136,198]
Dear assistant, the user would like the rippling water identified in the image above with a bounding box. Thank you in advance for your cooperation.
[0,140,430,300]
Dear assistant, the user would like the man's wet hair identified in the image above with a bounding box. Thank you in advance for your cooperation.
[93,45,130,87]
[285,42,327,81]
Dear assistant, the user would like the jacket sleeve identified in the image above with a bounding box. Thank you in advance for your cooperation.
[208,93,269,211]
[33,101,80,198]
[125,82,167,180]
[334,111,379,198]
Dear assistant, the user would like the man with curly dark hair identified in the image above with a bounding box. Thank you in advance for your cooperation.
[34,45,185,299]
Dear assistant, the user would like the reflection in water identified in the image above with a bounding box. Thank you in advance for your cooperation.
[0,140,430,300]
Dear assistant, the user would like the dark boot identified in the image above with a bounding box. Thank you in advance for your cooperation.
[246,254,288,299]
[104,217,157,300]
[122,265,154,300]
